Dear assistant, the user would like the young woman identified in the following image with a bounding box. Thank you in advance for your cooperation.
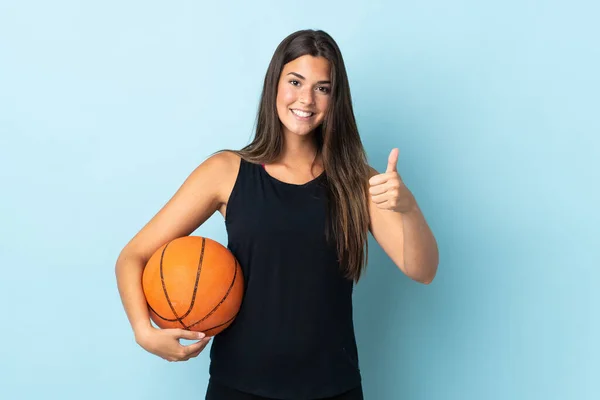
[115,29,438,400]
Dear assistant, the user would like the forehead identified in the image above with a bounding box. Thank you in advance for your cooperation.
[281,55,331,80]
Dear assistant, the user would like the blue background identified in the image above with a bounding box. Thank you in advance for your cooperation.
[1,1,598,399]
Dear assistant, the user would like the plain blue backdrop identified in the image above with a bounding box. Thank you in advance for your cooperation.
[1,1,598,399]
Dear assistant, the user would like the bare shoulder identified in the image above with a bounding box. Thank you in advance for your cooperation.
[179,150,241,202]
[202,150,241,180]
[204,149,241,167]
[206,151,242,209]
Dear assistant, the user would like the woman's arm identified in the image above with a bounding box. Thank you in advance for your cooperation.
[367,150,438,284]
[115,151,240,341]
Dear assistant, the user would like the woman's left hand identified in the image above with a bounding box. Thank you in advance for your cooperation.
[368,148,416,214]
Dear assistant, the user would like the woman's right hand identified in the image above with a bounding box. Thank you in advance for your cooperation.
[135,326,212,362]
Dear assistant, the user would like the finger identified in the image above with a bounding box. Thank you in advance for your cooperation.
[369,184,388,196]
[181,340,209,361]
[368,173,390,186]
[182,338,212,361]
[174,340,203,361]
[370,192,388,204]
[386,148,399,173]
[376,200,393,209]
[180,348,201,361]
[182,336,211,357]
[176,329,206,341]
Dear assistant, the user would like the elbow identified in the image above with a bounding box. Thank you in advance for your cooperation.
[410,258,439,285]
[420,272,436,285]
[114,249,142,276]
[420,245,439,284]
[114,250,128,274]
[396,262,437,284]
[394,245,439,284]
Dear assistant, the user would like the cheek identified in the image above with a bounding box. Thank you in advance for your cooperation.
[277,86,296,107]
[316,97,330,117]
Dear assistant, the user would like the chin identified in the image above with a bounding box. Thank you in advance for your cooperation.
[284,125,320,137]
[282,120,324,137]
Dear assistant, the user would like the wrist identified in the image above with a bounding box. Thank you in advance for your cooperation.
[134,323,154,344]
[396,191,418,214]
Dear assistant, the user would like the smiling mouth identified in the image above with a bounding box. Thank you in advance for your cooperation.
[290,109,315,118]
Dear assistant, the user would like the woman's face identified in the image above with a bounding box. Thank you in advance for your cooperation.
[276,55,332,138]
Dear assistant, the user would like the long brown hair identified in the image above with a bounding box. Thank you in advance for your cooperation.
[218,29,370,282]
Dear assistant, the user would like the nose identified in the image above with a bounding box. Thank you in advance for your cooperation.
[299,87,315,105]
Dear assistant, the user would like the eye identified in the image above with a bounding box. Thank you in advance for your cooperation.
[289,80,300,86]
[317,86,331,94]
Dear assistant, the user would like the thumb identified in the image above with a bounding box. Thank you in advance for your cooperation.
[386,148,399,173]
[177,329,206,340]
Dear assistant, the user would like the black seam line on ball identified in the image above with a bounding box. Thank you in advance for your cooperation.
[148,242,176,322]
[179,237,205,320]
[185,257,239,330]
[155,237,205,327]
[201,313,239,334]
[159,241,185,328]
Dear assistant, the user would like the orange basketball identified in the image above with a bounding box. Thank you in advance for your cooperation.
[142,235,244,336]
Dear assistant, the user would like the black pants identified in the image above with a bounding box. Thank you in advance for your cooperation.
[205,378,364,400]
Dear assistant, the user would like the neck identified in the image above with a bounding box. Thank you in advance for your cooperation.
[278,130,320,167]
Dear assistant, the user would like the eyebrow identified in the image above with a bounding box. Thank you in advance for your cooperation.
[287,72,331,85]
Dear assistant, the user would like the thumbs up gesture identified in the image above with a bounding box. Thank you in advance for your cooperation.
[368,148,416,214]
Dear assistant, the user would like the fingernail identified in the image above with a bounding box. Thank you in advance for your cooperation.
[198,332,205,339]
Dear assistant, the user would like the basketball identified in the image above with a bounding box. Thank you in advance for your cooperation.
[142,235,244,336]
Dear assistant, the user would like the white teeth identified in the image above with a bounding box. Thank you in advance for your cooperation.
[291,109,313,117]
